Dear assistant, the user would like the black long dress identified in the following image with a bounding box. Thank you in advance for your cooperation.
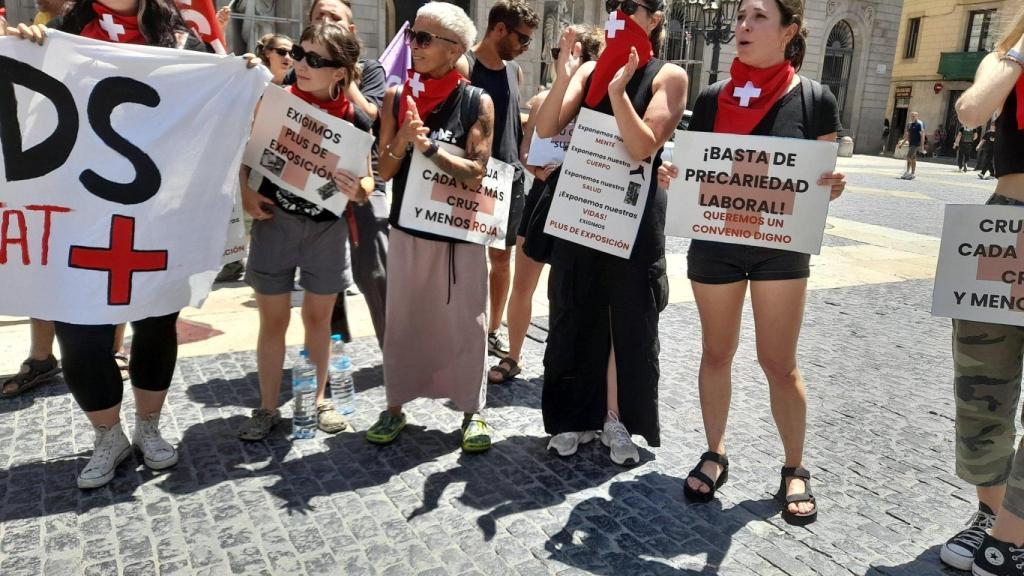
[541,59,669,447]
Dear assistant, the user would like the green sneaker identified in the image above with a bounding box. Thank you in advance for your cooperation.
[366,411,406,444]
[461,415,492,453]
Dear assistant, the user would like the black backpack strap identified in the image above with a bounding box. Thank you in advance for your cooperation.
[799,76,824,140]
[461,85,483,131]
[391,85,403,120]
[699,79,730,131]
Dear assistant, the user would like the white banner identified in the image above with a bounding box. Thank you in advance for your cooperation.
[526,121,574,167]
[932,204,1024,326]
[0,32,269,324]
[665,131,838,255]
[397,143,513,247]
[544,109,653,259]
[242,84,375,216]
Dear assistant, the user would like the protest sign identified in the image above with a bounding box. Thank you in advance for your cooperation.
[544,109,653,259]
[665,131,838,255]
[932,204,1024,326]
[243,84,375,216]
[526,121,574,167]
[398,143,514,247]
[0,32,269,324]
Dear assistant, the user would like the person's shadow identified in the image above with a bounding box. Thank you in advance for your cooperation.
[407,434,652,540]
[864,546,960,575]
[543,471,776,575]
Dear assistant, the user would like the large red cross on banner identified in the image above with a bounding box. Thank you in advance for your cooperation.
[977,231,1024,301]
[279,124,341,190]
[431,179,497,230]
[698,158,796,235]
[68,215,169,306]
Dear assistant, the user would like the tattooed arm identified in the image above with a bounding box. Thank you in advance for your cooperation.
[418,93,495,189]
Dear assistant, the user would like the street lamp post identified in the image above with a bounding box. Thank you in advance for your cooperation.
[679,0,738,84]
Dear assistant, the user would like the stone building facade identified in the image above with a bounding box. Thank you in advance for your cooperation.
[886,0,1016,156]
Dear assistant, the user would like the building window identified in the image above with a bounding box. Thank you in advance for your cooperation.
[904,17,921,59]
[964,9,997,52]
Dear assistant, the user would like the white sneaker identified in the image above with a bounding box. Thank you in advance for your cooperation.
[77,422,132,489]
[547,431,597,457]
[900,172,910,179]
[941,503,996,570]
[601,412,639,466]
[132,412,178,470]
[908,173,916,180]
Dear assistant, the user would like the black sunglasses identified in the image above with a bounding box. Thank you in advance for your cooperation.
[508,28,532,48]
[268,47,290,57]
[290,45,344,69]
[404,28,460,48]
[605,0,661,16]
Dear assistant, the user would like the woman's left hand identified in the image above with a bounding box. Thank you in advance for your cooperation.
[241,52,262,69]
[819,171,846,201]
[609,47,639,96]
[333,169,364,203]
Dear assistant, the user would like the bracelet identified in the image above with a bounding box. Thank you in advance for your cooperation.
[1002,49,1024,71]
[385,143,407,161]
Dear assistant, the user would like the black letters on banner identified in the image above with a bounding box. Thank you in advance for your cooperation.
[0,56,79,182]
[80,77,162,205]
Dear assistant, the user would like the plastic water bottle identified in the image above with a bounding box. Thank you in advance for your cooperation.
[292,350,317,439]
[329,334,355,415]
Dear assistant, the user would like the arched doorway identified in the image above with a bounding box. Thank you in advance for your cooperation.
[822,20,854,121]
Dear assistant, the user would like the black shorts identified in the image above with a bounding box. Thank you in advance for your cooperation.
[517,177,547,238]
[504,176,527,248]
[687,240,810,284]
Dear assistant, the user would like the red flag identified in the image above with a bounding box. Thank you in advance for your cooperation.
[176,0,227,54]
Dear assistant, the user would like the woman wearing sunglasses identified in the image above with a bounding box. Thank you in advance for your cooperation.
[237,22,373,441]
[256,33,293,86]
[534,0,687,466]
[5,0,259,490]
[657,0,847,525]
[366,2,497,452]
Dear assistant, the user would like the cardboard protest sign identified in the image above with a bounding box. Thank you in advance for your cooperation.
[666,131,838,255]
[243,85,375,216]
[526,121,574,167]
[0,32,269,324]
[933,204,1024,326]
[544,109,653,259]
[398,143,514,247]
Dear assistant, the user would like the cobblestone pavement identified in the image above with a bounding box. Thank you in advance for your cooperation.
[0,156,994,575]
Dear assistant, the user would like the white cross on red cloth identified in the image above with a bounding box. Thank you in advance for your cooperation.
[409,73,426,98]
[99,13,126,42]
[604,11,626,38]
[733,81,762,107]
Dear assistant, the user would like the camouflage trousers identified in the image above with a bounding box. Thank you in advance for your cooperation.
[953,318,1024,518]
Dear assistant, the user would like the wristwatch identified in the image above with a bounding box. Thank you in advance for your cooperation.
[423,139,440,158]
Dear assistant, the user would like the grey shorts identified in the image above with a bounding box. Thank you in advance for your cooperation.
[245,205,348,295]
[907,145,920,159]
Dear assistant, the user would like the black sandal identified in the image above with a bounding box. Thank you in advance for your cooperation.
[775,466,818,526]
[1,355,61,398]
[683,451,729,502]
[487,357,521,384]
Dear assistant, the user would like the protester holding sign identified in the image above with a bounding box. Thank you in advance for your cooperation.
[368,2,496,452]
[4,0,260,490]
[936,9,1024,574]
[657,0,845,525]
[533,0,687,466]
[237,22,372,441]
[488,24,604,385]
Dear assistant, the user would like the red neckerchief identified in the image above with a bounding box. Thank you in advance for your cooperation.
[79,2,145,44]
[288,84,353,122]
[714,58,796,135]
[1015,76,1024,131]
[398,68,464,127]
[585,10,653,108]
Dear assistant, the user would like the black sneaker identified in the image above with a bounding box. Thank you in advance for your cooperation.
[942,503,996,570]
[972,532,1024,576]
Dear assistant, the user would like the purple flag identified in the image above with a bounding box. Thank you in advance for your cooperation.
[380,21,411,89]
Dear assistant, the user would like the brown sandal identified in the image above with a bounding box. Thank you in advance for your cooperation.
[1,355,61,398]
[487,357,521,384]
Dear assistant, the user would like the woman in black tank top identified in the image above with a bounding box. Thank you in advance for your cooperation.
[939,12,1024,571]
[533,0,687,466]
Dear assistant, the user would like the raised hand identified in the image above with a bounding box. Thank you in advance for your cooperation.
[610,47,639,96]
[557,28,583,81]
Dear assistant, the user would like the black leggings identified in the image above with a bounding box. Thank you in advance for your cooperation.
[54,312,179,412]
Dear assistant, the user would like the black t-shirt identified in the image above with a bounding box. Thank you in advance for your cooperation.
[907,120,924,146]
[688,80,841,139]
[995,87,1022,177]
[470,65,510,153]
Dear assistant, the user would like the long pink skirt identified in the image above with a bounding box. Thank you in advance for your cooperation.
[383,229,488,413]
